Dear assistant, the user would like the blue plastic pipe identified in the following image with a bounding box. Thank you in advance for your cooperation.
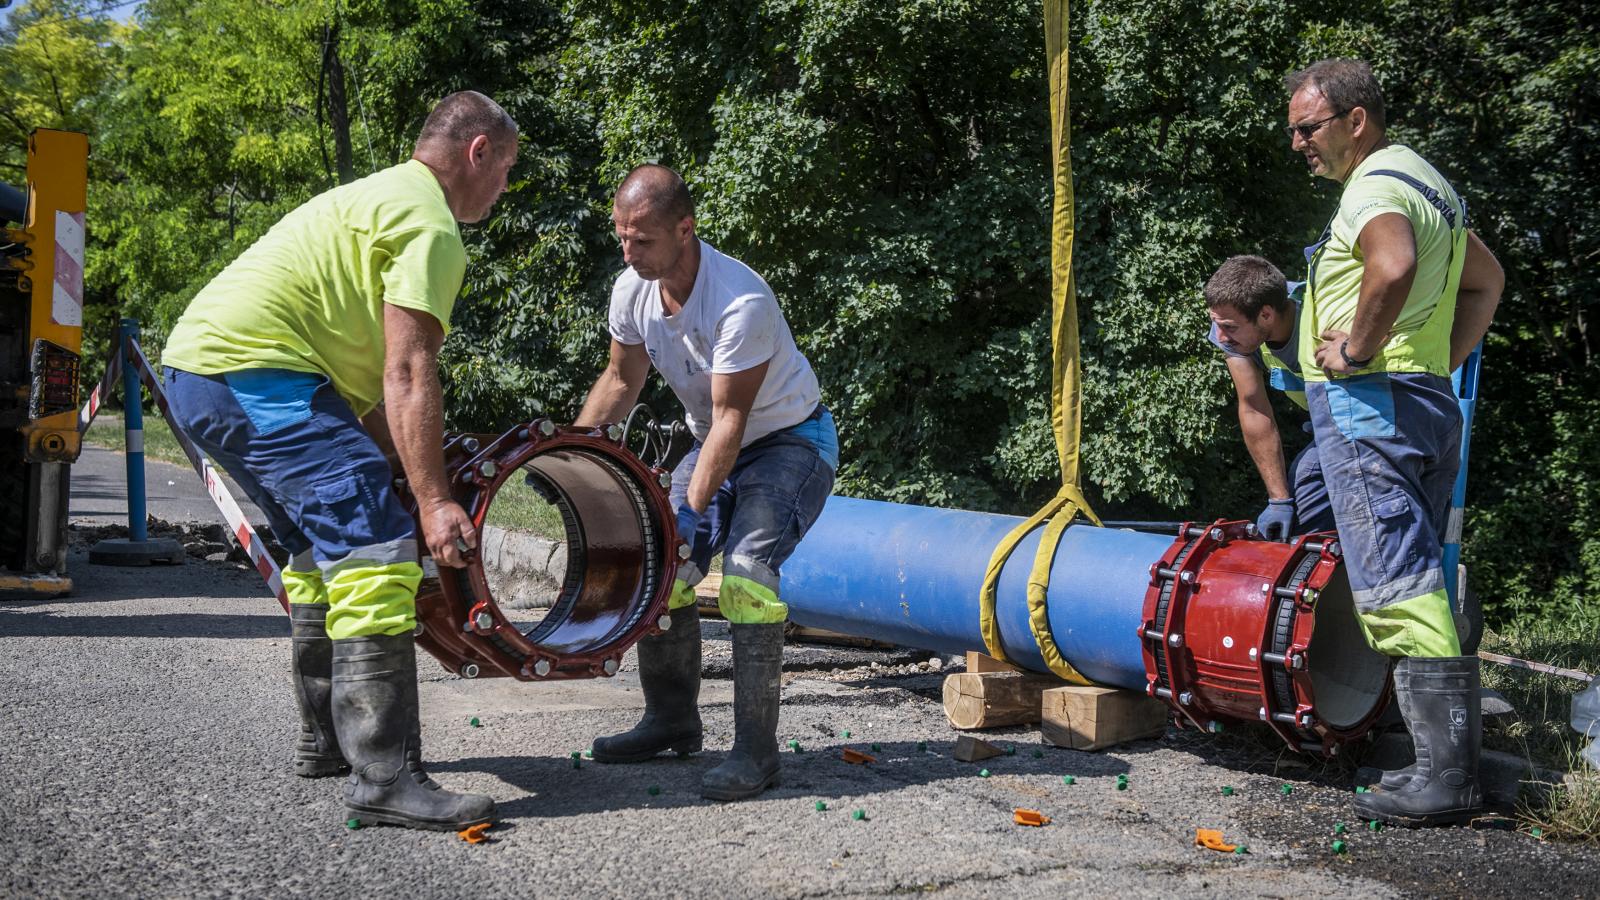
[780,496,1172,690]
[120,318,149,543]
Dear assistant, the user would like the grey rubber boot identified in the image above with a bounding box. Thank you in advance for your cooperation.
[702,622,784,801]
[332,633,497,831]
[1376,678,1419,790]
[290,604,348,778]
[592,605,703,762]
[1355,656,1482,826]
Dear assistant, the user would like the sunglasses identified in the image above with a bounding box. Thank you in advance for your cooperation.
[1284,110,1348,141]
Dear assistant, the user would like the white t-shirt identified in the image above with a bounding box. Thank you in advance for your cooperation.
[609,240,821,445]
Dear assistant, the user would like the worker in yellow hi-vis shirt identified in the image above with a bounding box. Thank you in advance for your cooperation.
[161,91,518,833]
[1281,59,1502,827]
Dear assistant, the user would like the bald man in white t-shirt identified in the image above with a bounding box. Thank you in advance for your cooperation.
[575,165,837,802]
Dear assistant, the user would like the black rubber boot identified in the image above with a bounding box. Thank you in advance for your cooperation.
[332,633,497,831]
[702,622,784,801]
[290,604,348,778]
[1355,656,1482,826]
[592,605,703,762]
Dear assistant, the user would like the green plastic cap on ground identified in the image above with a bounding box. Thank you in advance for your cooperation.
[469,717,480,727]
[1062,775,1075,785]
[1280,784,1293,796]
[979,768,991,778]
[917,741,927,752]
[1531,827,1544,838]
[1334,822,1347,834]
[1221,786,1235,796]
[648,785,661,796]
[1233,845,1249,855]
[815,800,827,811]
[787,739,801,752]
[1355,785,1368,794]
[840,730,850,738]
[1368,820,1382,831]
[1332,840,1348,854]
[345,818,361,830]
[871,743,881,752]
[851,809,866,821]
[1005,746,1016,756]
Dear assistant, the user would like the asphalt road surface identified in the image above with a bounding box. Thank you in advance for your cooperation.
[2,448,1596,898]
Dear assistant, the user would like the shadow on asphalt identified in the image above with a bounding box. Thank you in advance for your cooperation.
[435,738,1137,820]
[0,608,287,640]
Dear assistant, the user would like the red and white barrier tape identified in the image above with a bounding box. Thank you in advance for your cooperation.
[79,337,289,611]
[77,346,122,435]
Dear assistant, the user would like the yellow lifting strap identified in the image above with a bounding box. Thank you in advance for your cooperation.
[978,0,1101,684]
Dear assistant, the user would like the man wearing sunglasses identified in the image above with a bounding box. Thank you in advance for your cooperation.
[1283,58,1503,827]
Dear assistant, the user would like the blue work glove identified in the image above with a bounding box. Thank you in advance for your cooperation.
[1256,498,1295,542]
[675,503,703,543]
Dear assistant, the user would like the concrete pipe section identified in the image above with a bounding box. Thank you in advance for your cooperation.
[399,420,682,682]
[780,497,1391,755]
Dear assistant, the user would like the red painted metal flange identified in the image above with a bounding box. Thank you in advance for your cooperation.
[396,419,682,682]
[1140,521,1392,756]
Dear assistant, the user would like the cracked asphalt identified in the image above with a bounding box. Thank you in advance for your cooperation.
[2,447,1596,898]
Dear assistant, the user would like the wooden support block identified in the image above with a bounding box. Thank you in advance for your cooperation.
[952,734,1004,762]
[695,573,721,617]
[1040,685,1169,751]
[965,651,1021,674]
[942,671,1060,730]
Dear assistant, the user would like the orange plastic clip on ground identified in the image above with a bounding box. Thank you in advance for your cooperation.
[459,822,492,844]
[841,748,877,765]
[1014,809,1051,827]
[1195,828,1237,852]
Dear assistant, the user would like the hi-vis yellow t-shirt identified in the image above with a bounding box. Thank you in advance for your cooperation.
[1299,145,1466,382]
[162,160,465,416]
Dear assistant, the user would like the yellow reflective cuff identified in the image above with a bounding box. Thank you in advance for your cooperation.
[325,561,422,640]
[718,575,788,625]
[283,566,329,606]
[1356,588,1461,658]
[668,578,697,611]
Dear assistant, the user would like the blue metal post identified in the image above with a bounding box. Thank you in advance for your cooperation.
[1442,342,1482,605]
[121,318,148,542]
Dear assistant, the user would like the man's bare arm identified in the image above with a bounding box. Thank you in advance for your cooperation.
[1315,212,1416,374]
[685,361,770,513]
[383,303,474,568]
[1449,230,1504,371]
[1227,356,1291,499]
[574,340,652,427]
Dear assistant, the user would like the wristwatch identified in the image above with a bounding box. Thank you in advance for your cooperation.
[1339,339,1374,369]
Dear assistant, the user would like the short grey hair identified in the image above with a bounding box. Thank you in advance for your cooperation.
[1285,58,1386,131]
[415,91,517,153]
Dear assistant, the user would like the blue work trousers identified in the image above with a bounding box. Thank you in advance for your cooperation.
[674,408,837,623]
[1304,372,1462,657]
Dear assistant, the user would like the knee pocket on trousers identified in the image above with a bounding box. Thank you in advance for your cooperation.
[1370,490,1421,578]
[308,472,387,542]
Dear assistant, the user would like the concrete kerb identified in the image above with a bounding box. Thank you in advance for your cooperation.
[478,526,566,610]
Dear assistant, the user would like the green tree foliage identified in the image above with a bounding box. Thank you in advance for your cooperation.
[0,0,113,173]
[3,0,1591,628]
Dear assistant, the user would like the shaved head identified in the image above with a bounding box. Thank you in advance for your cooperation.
[414,91,518,158]
[615,164,694,224]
